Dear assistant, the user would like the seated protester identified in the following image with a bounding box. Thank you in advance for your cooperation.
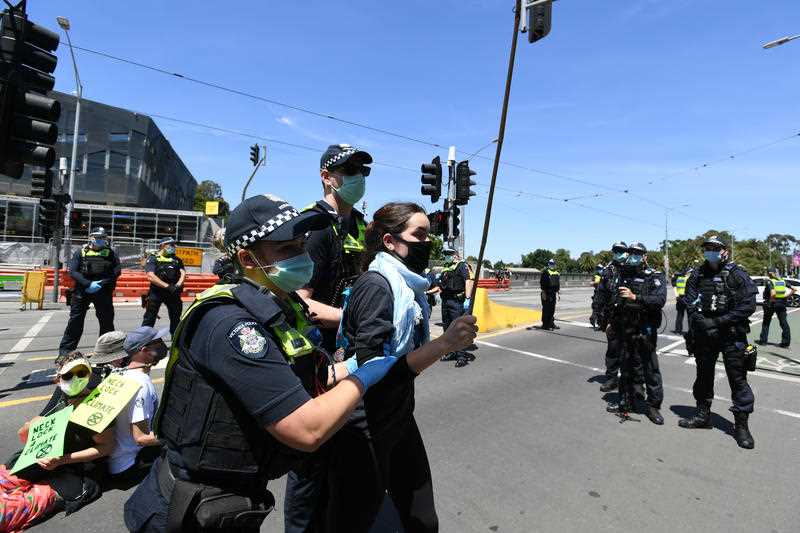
[0,353,114,532]
[325,202,478,533]
[104,326,166,488]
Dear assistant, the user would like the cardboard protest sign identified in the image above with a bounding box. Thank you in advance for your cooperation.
[11,406,73,474]
[70,374,141,433]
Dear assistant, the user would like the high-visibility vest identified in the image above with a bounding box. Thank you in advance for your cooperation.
[675,276,687,296]
[773,277,787,299]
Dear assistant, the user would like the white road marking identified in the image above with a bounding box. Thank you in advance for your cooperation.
[478,339,800,420]
[0,313,54,376]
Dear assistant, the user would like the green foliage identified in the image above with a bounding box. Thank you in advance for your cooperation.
[194,180,231,218]
[429,236,444,261]
[521,248,553,269]
[493,260,507,270]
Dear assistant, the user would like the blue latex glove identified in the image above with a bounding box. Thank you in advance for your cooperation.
[86,281,102,294]
[350,355,399,390]
[344,356,358,375]
[463,298,471,312]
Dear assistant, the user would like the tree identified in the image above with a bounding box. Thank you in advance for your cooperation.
[577,252,595,272]
[521,249,552,269]
[430,236,444,261]
[493,260,507,270]
[194,180,231,217]
[482,260,492,270]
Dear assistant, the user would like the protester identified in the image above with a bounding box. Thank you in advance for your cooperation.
[325,202,478,532]
[0,352,114,532]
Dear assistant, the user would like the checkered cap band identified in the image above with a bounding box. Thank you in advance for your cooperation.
[226,208,300,254]
[322,147,357,170]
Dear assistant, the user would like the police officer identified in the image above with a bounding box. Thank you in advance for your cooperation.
[590,263,604,330]
[438,249,475,368]
[756,266,793,348]
[603,243,666,424]
[595,242,629,392]
[124,195,401,532]
[142,237,186,335]
[540,258,561,330]
[286,144,372,532]
[58,227,121,356]
[672,268,689,334]
[679,236,757,449]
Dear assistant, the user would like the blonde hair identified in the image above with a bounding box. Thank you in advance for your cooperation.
[212,228,227,254]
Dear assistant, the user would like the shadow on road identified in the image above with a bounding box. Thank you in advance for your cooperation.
[669,405,735,436]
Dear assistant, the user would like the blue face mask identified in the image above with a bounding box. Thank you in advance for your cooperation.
[703,250,721,264]
[251,251,314,293]
[333,174,365,206]
[613,252,628,264]
[626,254,643,266]
[91,239,107,249]
[165,246,176,256]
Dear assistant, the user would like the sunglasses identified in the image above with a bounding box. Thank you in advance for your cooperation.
[331,164,371,177]
[61,367,90,380]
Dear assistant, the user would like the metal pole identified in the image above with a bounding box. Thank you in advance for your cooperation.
[63,27,82,248]
[467,0,522,314]
[664,209,670,280]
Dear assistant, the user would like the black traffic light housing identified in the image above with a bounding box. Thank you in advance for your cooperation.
[525,1,553,44]
[37,197,58,241]
[455,160,477,206]
[249,144,260,166]
[449,203,461,239]
[427,210,448,237]
[0,6,61,178]
[29,166,52,198]
[420,156,442,203]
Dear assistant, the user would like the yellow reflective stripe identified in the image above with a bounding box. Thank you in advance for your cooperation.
[774,279,787,298]
[676,276,687,295]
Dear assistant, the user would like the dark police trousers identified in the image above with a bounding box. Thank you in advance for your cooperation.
[59,287,115,355]
[284,456,328,533]
[142,287,183,335]
[541,291,557,328]
[604,327,622,379]
[617,328,662,407]
[759,304,790,346]
[674,298,687,334]
[692,330,754,413]
[441,295,468,359]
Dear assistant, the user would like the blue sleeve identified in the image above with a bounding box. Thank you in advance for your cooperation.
[194,308,311,427]
[684,272,701,317]
[68,250,89,287]
[641,273,667,310]
[144,256,157,273]
[346,273,395,366]
[458,263,469,279]
[719,269,757,326]
[110,250,122,279]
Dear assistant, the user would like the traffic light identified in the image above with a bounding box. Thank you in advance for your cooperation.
[420,156,442,203]
[455,160,476,206]
[525,0,553,44]
[427,210,447,237]
[37,197,58,241]
[0,8,61,178]
[249,144,259,166]
[449,204,461,239]
[29,166,52,198]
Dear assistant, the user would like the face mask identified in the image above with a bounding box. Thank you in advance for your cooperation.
[703,250,721,264]
[250,251,314,293]
[626,254,643,267]
[444,256,454,265]
[165,246,176,256]
[332,174,366,206]
[59,375,90,397]
[392,237,432,275]
[149,343,168,363]
[91,239,107,249]
[613,251,627,264]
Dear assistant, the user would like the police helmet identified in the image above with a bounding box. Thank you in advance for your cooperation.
[702,235,727,249]
[611,241,627,253]
[768,266,779,275]
[628,242,647,254]
[89,227,107,238]
[158,237,177,247]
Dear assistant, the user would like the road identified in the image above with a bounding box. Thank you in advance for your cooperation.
[0,288,798,532]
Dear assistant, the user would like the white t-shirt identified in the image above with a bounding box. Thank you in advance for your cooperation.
[108,369,159,475]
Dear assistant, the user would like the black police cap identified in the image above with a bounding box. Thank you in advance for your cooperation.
[628,242,647,254]
[611,241,628,252]
[702,235,727,249]
[320,144,373,174]
[224,195,328,256]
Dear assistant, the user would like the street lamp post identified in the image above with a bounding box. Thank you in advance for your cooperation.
[664,204,691,281]
[57,16,82,253]
[763,34,800,49]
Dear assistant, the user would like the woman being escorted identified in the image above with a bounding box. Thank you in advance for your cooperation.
[325,202,477,532]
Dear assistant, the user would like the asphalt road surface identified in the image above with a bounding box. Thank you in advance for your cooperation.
[0,288,798,532]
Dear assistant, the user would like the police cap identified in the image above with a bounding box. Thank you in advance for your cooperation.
[90,227,107,238]
[702,235,727,249]
[611,241,628,253]
[628,242,647,254]
[320,144,373,176]
[158,237,176,247]
[224,195,328,256]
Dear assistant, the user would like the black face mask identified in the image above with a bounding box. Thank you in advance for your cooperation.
[391,236,432,275]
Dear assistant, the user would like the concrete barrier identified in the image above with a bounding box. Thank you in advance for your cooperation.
[472,287,541,333]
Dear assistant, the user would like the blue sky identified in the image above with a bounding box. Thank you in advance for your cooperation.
[30,0,800,263]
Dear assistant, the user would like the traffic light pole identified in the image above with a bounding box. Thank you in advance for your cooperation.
[61,22,82,248]
[446,146,456,246]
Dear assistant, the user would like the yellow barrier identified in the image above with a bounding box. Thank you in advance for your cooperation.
[20,271,46,310]
[471,287,541,333]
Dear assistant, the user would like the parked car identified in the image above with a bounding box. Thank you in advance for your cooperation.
[751,275,800,307]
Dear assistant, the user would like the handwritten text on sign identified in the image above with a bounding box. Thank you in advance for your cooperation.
[70,374,141,433]
[11,406,73,474]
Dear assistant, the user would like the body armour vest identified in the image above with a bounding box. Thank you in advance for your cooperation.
[612,268,661,327]
[696,265,735,317]
[80,247,113,278]
[154,283,322,486]
[153,253,181,284]
[440,262,466,295]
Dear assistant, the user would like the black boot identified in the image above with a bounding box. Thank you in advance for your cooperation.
[599,378,619,393]
[733,412,755,449]
[678,404,712,429]
[647,406,664,425]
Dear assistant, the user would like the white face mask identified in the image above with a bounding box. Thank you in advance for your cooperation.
[59,376,90,397]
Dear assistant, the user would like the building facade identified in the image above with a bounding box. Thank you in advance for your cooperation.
[0,91,197,210]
